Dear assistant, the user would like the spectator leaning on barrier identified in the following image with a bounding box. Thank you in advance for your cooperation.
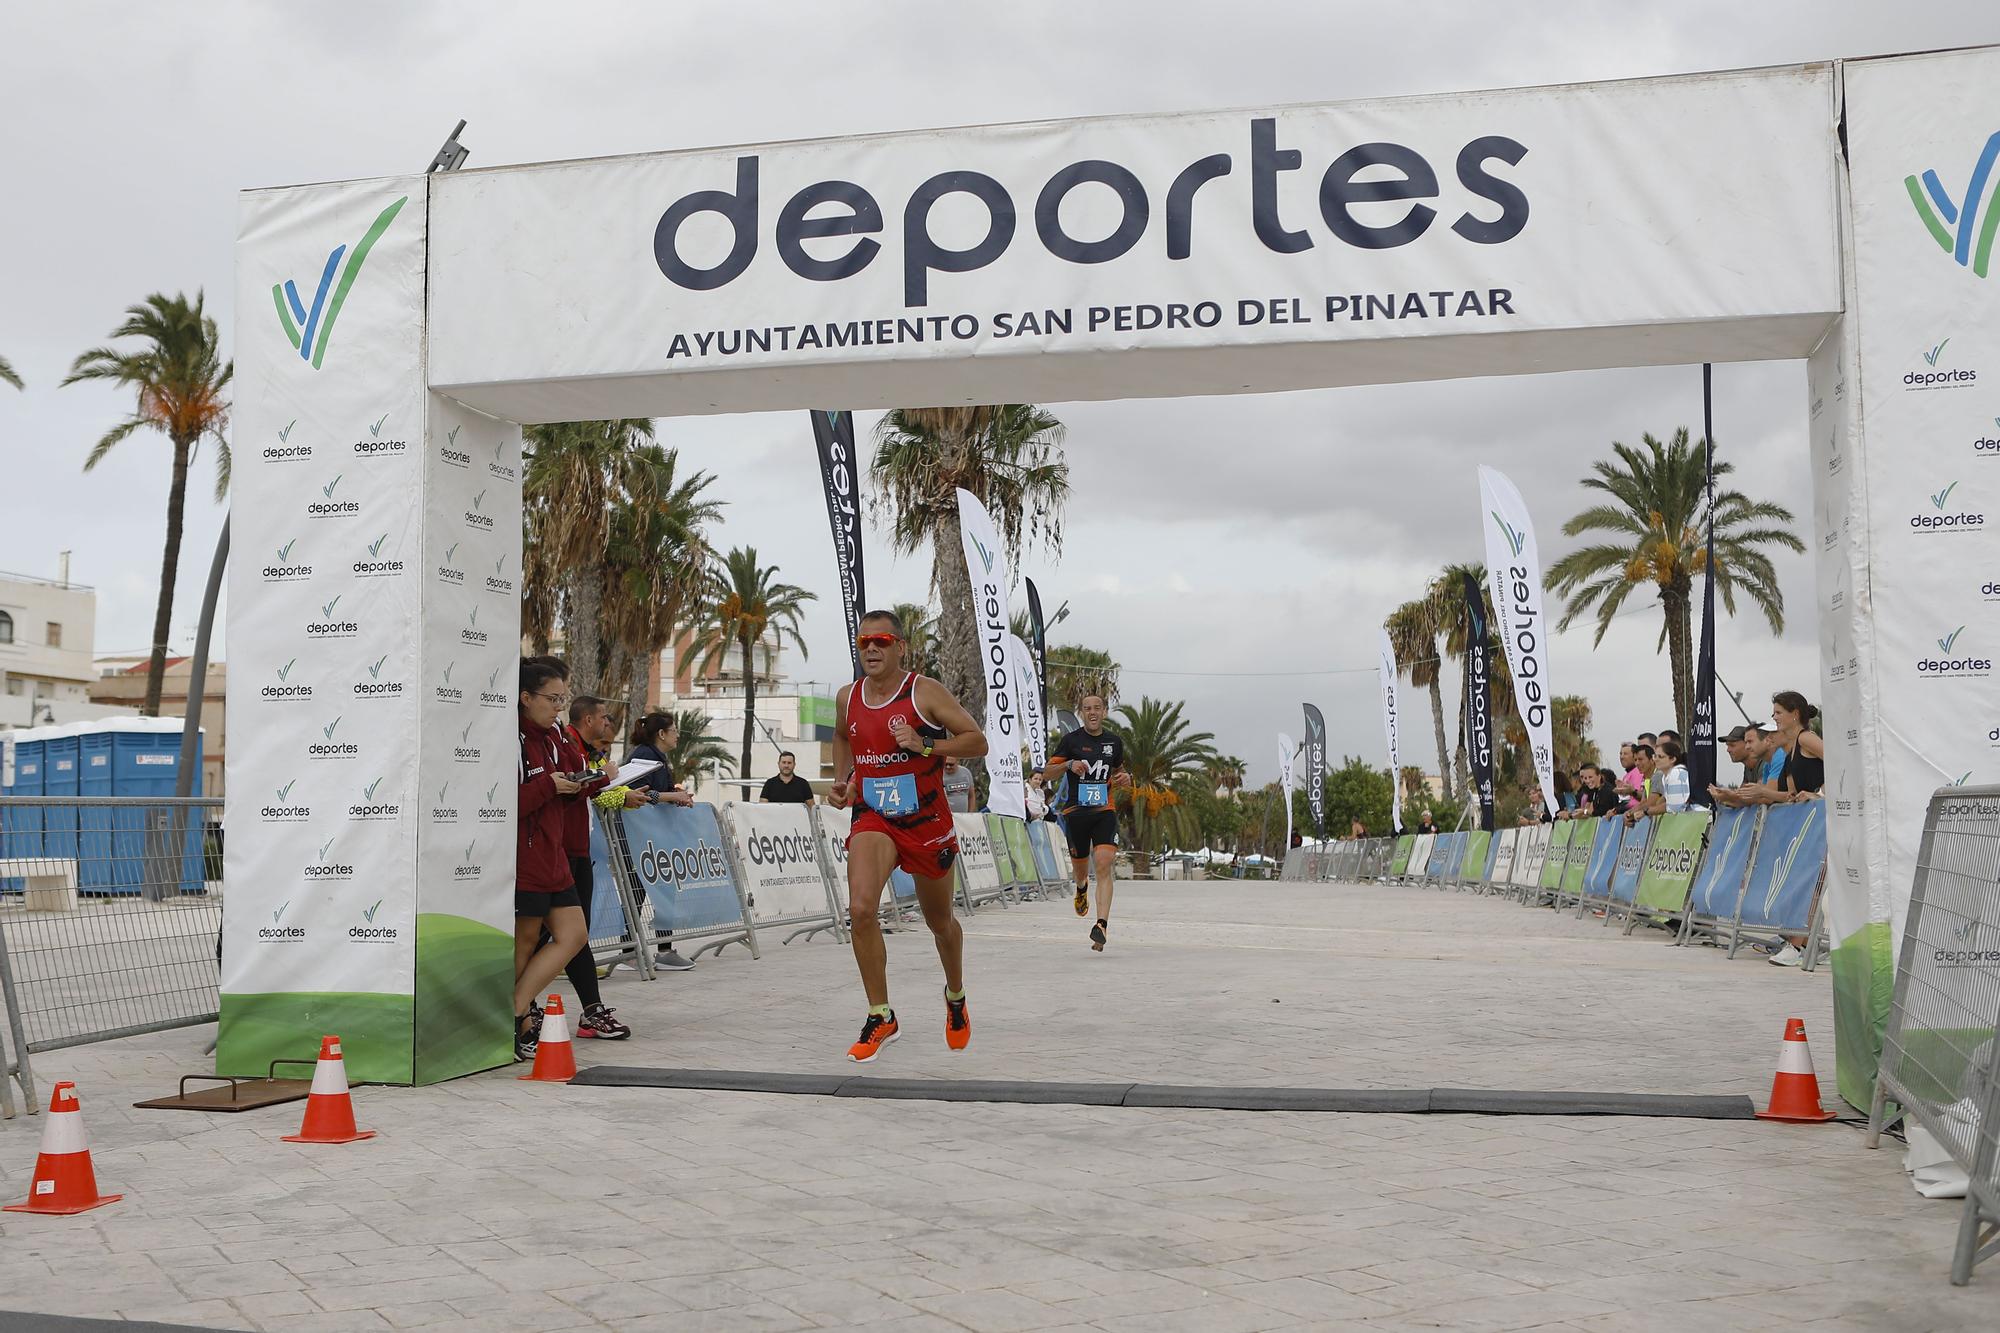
[1634,738,1689,823]
[621,712,699,972]
[759,750,816,804]
[515,659,589,1062]
[1771,691,1826,797]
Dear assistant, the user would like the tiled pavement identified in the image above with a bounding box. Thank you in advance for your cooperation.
[2,880,1994,1331]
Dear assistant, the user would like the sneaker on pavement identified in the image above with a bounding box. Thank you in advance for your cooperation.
[1073,888,1089,917]
[944,991,971,1052]
[1767,943,1804,967]
[1089,919,1108,952]
[576,1003,631,1040]
[655,949,696,971]
[514,1003,544,1062]
[847,1011,900,1062]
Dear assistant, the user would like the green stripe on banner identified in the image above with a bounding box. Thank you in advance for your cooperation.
[1829,920,1894,1112]
[415,913,514,1083]
[312,195,408,369]
[1905,175,1956,253]
[272,284,302,349]
[218,990,414,1084]
[1976,184,2000,278]
[1390,836,1413,875]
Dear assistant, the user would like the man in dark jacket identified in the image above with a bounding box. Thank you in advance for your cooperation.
[516,659,587,1061]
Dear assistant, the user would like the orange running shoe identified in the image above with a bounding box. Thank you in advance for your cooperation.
[1073,885,1089,916]
[847,1012,900,1062]
[944,990,971,1051]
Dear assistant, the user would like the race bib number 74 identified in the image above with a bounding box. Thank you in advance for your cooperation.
[864,773,920,815]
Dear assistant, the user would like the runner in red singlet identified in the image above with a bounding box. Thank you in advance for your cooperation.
[829,609,988,1061]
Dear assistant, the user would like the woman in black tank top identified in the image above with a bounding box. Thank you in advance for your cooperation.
[1771,691,1825,795]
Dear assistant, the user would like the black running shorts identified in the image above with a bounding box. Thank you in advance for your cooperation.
[1065,809,1120,858]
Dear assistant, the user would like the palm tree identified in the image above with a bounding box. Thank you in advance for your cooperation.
[1385,598,1452,803]
[522,418,665,687]
[663,708,736,783]
[63,293,231,716]
[870,404,1067,718]
[1112,696,1219,868]
[679,547,816,778]
[1548,428,1802,736]
[0,355,20,389]
[1207,754,1247,796]
[1501,693,1599,776]
[598,447,724,725]
[1048,643,1121,711]
[890,601,941,679]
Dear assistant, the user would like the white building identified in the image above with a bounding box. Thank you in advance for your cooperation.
[653,636,841,803]
[0,564,140,732]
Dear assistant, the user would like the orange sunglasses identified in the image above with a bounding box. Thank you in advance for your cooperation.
[856,632,902,650]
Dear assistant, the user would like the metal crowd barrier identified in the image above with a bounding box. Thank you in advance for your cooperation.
[1866,786,2000,1285]
[0,796,224,1116]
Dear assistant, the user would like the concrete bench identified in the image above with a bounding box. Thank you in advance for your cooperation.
[0,858,80,911]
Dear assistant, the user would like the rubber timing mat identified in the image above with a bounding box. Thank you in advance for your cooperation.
[570,1066,1758,1118]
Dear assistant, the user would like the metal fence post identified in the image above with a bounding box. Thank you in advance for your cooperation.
[0,915,38,1114]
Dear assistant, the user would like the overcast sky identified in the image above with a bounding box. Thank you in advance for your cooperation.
[4,2,1996,786]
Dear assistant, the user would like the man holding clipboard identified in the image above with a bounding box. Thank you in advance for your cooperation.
[828,609,988,1062]
[1044,694,1132,952]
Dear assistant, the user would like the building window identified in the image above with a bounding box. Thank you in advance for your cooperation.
[0,610,11,643]
[4,679,20,696]
[45,622,61,649]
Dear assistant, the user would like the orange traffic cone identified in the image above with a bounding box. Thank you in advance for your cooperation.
[282,1035,376,1144]
[519,994,576,1083]
[4,1082,122,1215]
[1756,1017,1838,1123]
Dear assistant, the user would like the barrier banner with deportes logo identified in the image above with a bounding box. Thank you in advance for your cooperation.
[1512,824,1547,888]
[1405,833,1433,880]
[1460,570,1496,831]
[809,409,866,679]
[1584,819,1623,899]
[1609,818,1647,905]
[1389,835,1414,876]
[1028,816,1063,883]
[1539,820,1574,891]
[1819,47,2000,1105]
[1740,801,1827,933]
[955,488,1025,819]
[953,812,1003,901]
[1489,827,1517,884]
[222,176,523,1085]
[1635,810,1709,914]
[619,800,747,934]
[1301,703,1328,840]
[1479,465,1556,819]
[1376,629,1402,834]
[723,801,840,927]
[1689,805,1759,920]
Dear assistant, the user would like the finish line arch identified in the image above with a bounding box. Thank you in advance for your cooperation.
[223,47,1996,1105]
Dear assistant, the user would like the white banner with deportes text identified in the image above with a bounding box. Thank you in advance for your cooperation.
[426,67,1839,421]
[956,488,1025,818]
[1479,466,1556,819]
[1817,47,2000,1106]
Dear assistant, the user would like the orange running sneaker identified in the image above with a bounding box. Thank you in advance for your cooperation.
[847,1012,900,1062]
[1073,885,1089,916]
[944,990,971,1051]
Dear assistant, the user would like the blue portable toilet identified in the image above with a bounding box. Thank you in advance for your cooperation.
[2,730,47,893]
[108,719,203,895]
[40,725,81,863]
[79,729,117,889]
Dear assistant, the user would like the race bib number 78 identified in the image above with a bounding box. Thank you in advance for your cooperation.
[1078,782,1109,808]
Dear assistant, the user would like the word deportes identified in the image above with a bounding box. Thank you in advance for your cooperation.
[654,118,1529,307]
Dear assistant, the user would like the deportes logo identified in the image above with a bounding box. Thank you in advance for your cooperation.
[1907,133,2000,278]
[1491,512,1527,558]
[273,196,409,369]
[1910,480,1985,533]
[354,411,406,457]
[259,897,305,943]
[304,835,352,883]
[349,774,401,822]
[351,897,399,943]
[1905,339,1976,391]
[263,537,312,584]
[440,423,469,470]
[264,418,310,463]
[354,532,405,577]
[435,659,464,704]
[1917,625,1991,678]
[264,657,312,702]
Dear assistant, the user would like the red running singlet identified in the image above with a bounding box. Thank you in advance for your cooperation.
[845,672,959,878]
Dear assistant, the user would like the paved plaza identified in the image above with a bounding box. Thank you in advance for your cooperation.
[2,880,1993,1331]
